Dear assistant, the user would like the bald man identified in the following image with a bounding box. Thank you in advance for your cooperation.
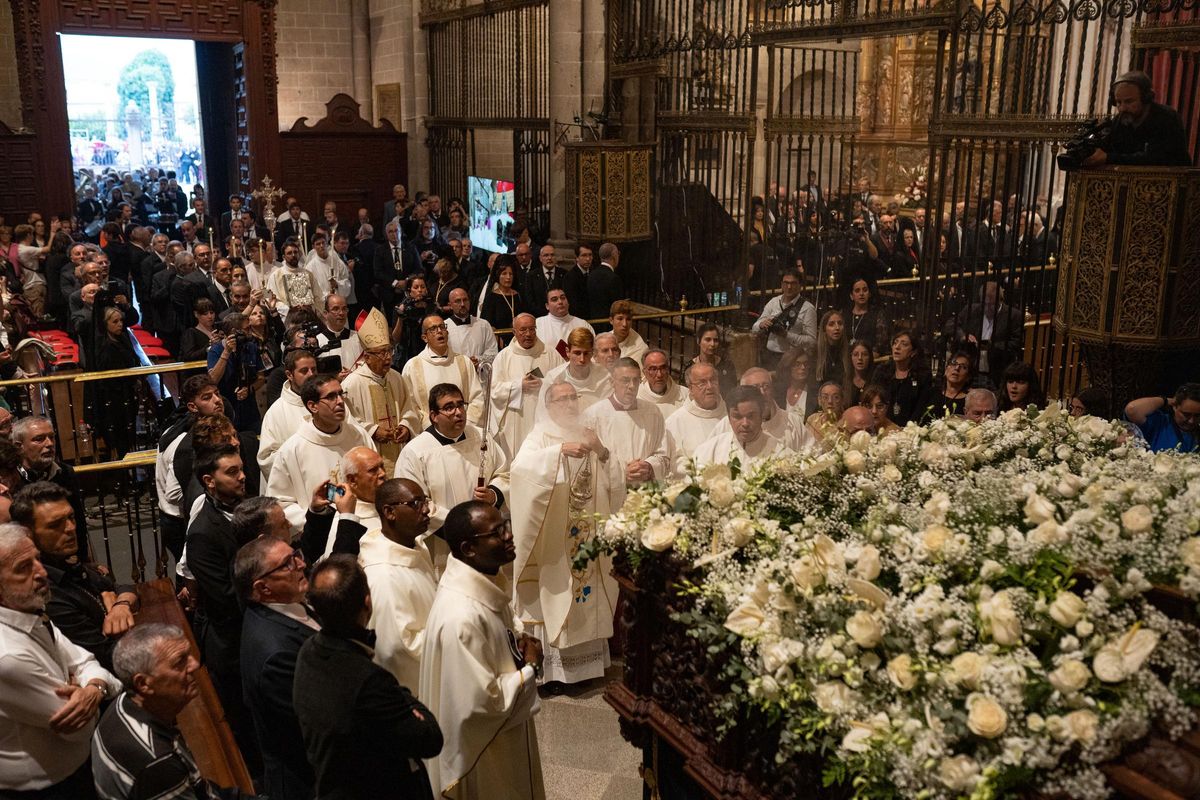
[490,313,564,457]
[665,362,727,477]
[446,287,497,367]
[840,406,877,437]
[318,446,388,561]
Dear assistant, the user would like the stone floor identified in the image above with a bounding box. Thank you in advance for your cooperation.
[538,664,643,800]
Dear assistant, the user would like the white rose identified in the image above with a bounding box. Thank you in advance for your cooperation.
[980,559,1004,580]
[1121,504,1154,535]
[790,555,824,592]
[1048,592,1087,628]
[641,519,678,552]
[841,724,874,753]
[854,545,882,581]
[1024,493,1057,524]
[980,591,1022,646]
[843,449,866,474]
[708,477,736,508]
[727,517,756,547]
[1029,519,1068,546]
[887,654,918,690]
[813,680,855,713]
[1045,714,1069,741]
[700,462,732,483]
[812,535,845,579]
[848,430,873,452]
[1181,538,1200,571]
[761,640,792,673]
[924,491,951,521]
[880,464,902,483]
[662,482,689,507]
[875,437,899,463]
[845,610,882,648]
[938,755,981,792]
[723,601,765,637]
[966,694,1008,738]
[920,442,947,465]
[1048,659,1091,693]
[949,652,985,689]
[922,524,952,554]
[1064,709,1099,745]
[847,578,889,610]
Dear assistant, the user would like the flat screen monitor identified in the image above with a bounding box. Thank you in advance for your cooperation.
[468,176,516,254]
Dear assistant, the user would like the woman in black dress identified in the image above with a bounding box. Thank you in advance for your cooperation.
[843,276,888,357]
[922,349,974,422]
[998,361,1046,412]
[179,298,221,362]
[870,330,932,427]
[691,323,737,395]
[815,309,849,385]
[480,260,527,343]
[93,306,142,457]
[844,340,874,408]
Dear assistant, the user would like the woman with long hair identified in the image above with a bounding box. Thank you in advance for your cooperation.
[776,344,818,418]
[179,298,221,362]
[998,361,1046,412]
[93,306,141,456]
[842,276,887,356]
[870,330,932,426]
[922,349,974,421]
[844,339,874,408]
[391,274,432,369]
[815,309,849,385]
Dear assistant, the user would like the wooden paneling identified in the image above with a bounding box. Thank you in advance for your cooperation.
[279,94,407,225]
[56,0,244,38]
[0,124,41,219]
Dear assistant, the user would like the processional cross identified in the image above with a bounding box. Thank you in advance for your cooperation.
[251,176,287,235]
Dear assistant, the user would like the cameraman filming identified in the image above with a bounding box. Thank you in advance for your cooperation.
[1082,71,1191,167]
[752,268,817,369]
[207,312,265,432]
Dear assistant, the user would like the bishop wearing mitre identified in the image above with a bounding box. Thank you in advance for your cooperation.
[490,313,564,456]
[511,381,622,685]
[341,308,418,475]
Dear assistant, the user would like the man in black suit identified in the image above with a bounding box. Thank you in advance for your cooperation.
[236,534,319,800]
[185,197,220,248]
[220,194,245,237]
[170,252,209,332]
[587,241,624,328]
[294,555,443,800]
[374,220,421,324]
[523,243,567,316]
[562,242,593,319]
[274,202,314,254]
[207,257,235,314]
[944,279,1025,387]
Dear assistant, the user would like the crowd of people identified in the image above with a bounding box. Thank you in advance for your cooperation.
[0,154,1198,800]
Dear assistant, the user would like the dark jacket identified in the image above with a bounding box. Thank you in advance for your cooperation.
[44,558,131,671]
[298,509,369,565]
[561,265,590,322]
[16,460,91,563]
[1102,102,1192,167]
[293,631,443,800]
[241,602,317,800]
[586,263,623,324]
[522,265,568,316]
[186,496,245,684]
[945,301,1025,384]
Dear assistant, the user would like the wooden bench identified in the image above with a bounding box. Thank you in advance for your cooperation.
[134,579,255,794]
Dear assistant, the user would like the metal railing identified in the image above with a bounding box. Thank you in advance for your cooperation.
[73,456,164,585]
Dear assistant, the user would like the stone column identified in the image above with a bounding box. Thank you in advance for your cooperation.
[548,0,583,254]
[351,0,373,119]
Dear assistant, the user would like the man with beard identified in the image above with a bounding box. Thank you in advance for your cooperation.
[265,241,321,317]
[1083,71,1191,167]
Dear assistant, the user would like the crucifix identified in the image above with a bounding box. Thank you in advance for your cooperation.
[251,176,286,238]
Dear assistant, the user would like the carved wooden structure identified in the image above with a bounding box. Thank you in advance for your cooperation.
[608,556,1200,800]
[278,93,408,230]
[564,142,653,242]
[0,0,280,218]
[1053,166,1200,399]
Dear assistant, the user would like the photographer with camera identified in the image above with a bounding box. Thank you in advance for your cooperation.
[207,312,266,433]
[1080,71,1191,168]
[751,268,817,370]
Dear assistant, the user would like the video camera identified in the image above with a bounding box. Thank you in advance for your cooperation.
[299,322,346,374]
[1056,117,1116,171]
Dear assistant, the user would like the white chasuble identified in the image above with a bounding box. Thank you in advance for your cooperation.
[401,346,485,430]
[489,338,564,457]
[265,266,318,312]
[511,422,621,683]
[266,419,376,531]
[359,530,439,693]
[665,399,728,477]
[420,556,545,800]
[342,362,418,475]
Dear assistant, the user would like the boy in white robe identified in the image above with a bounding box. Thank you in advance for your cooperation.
[401,312,485,430]
[609,300,648,364]
[359,478,439,692]
[419,501,546,800]
[694,386,790,468]
[265,241,320,316]
[665,362,728,477]
[489,313,564,457]
[257,349,317,480]
[266,375,376,531]
[304,233,351,303]
[511,382,622,685]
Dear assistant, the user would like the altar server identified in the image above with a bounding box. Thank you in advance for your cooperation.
[665,362,728,476]
[490,313,564,455]
[538,328,611,416]
[709,367,816,452]
[402,312,485,430]
[258,348,317,480]
[342,308,417,474]
[445,288,498,368]
[694,386,789,467]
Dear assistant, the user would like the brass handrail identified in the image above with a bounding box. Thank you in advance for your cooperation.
[492,304,742,335]
[74,451,158,474]
[0,360,207,388]
[747,259,1060,298]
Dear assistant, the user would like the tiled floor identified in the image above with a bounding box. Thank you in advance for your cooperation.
[538,664,643,800]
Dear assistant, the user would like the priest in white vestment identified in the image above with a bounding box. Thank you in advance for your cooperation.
[534,288,593,352]
[341,308,418,474]
[665,362,728,476]
[320,446,386,560]
[420,501,546,800]
[490,313,564,457]
[445,288,499,368]
[537,328,610,418]
[318,293,363,371]
[257,349,317,480]
[265,241,320,316]
[609,300,649,364]
[266,375,376,531]
[402,312,485,430]
[304,234,351,304]
[593,331,621,371]
[512,382,622,684]
[581,358,670,503]
[637,348,687,420]
[709,367,817,452]
[694,386,790,467]
[360,478,440,692]
[394,383,510,536]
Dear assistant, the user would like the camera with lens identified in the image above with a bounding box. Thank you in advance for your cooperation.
[1056,117,1115,171]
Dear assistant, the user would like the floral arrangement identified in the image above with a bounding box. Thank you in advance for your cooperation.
[894,167,928,209]
[585,406,1200,799]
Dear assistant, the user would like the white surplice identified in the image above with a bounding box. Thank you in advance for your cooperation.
[709,404,817,453]
[693,430,787,468]
[342,362,418,475]
[534,314,593,351]
[257,383,310,481]
[305,250,351,302]
[265,265,319,315]
[511,421,622,684]
[359,529,439,693]
[401,346,485,430]
[393,424,510,533]
[665,399,728,477]
[489,337,564,458]
[637,379,687,420]
[617,329,648,364]
[581,397,670,503]
[536,362,611,420]
[447,316,499,367]
[419,556,545,800]
[266,419,376,530]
